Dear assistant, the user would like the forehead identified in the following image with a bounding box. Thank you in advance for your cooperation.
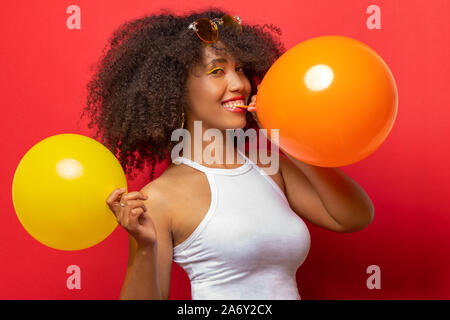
[201,43,237,66]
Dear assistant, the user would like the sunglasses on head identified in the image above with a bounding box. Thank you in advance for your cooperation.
[188,15,242,43]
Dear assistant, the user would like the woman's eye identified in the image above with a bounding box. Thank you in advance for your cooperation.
[208,66,245,75]
[208,68,224,75]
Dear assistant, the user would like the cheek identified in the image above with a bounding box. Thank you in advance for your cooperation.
[188,93,221,117]
[194,80,222,100]
[187,86,213,111]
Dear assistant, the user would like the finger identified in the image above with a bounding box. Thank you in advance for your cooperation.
[106,188,127,205]
[119,198,147,227]
[127,211,140,232]
[120,191,148,202]
[123,206,147,228]
[123,204,137,227]
[122,199,148,212]
[121,208,129,228]
[106,188,127,217]
[131,207,145,215]
[135,212,152,233]
[119,193,147,211]
[137,211,150,224]
[127,207,145,231]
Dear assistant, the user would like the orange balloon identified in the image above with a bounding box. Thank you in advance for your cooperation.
[256,35,398,166]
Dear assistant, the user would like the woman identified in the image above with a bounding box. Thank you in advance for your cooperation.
[83,8,374,300]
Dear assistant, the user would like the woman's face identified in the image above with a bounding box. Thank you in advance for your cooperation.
[185,42,251,131]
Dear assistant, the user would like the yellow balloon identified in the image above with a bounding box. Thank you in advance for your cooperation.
[12,134,126,251]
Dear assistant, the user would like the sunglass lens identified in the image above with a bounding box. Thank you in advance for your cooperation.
[195,18,218,43]
[222,15,242,35]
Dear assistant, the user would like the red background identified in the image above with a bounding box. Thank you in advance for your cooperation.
[1,0,449,299]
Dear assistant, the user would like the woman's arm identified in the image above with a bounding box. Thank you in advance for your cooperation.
[279,149,374,233]
[119,184,174,300]
[120,241,164,300]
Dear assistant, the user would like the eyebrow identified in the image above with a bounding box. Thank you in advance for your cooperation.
[204,58,228,68]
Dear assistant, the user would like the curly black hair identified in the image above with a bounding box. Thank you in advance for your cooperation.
[80,7,285,181]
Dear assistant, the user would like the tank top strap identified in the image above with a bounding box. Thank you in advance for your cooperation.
[172,149,252,176]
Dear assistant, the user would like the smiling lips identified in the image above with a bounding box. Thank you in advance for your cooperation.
[222,99,247,108]
[221,94,248,113]
[222,99,247,113]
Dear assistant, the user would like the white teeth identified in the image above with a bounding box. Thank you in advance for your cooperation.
[222,100,245,108]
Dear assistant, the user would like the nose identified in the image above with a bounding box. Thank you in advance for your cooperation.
[227,71,246,93]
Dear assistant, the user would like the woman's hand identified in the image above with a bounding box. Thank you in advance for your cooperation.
[247,84,262,129]
[106,188,157,249]
[247,84,283,148]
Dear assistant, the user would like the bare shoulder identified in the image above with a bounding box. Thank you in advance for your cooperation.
[139,162,206,224]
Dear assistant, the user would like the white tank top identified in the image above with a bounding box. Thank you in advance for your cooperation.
[172,149,311,300]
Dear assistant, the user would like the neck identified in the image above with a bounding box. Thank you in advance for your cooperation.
[177,121,246,168]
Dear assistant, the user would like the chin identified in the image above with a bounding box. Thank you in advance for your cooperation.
[226,118,247,130]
